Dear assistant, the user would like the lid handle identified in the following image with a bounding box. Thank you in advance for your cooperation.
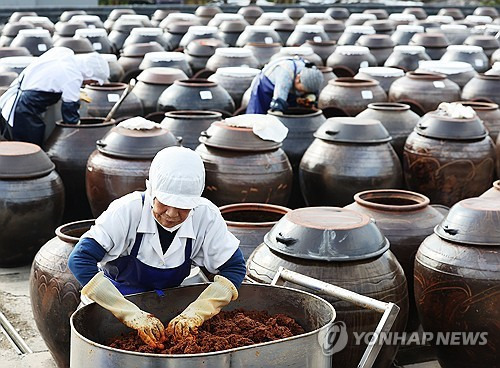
[176,136,183,145]
[96,140,106,147]
[276,233,297,246]
[442,226,458,236]
[325,130,339,135]
[200,131,211,139]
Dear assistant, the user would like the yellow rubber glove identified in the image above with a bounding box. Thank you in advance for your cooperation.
[81,272,165,348]
[167,275,238,338]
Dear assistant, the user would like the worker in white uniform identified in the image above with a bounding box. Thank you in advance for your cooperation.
[68,146,246,348]
[0,47,109,146]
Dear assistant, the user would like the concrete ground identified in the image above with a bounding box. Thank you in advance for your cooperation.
[0,265,441,368]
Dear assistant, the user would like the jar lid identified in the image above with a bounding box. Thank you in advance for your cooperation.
[2,22,35,37]
[465,35,500,49]
[394,45,426,54]
[212,13,244,21]
[129,27,163,36]
[281,46,313,56]
[219,20,247,33]
[264,207,390,261]
[357,34,395,48]
[214,47,253,58]
[447,45,484,53]
[415,109,488,140]
[271,20,296,31]
[143,51,186,62]
[344,25,376,35]
[427,15,454,23]
[214,67,260,78]
[245,25,273,32]
[186,25,218,35]
[317,20,345,32]
[441,24,468,31]
[165,13,198,23]
[195,6,222,17]
[336,45,370,55]
[358,66,404,77]
[410,32,449,47]
[71,15,102,22]
[349,13,377,21]
[96,124,179,159]
[121,42,163,57]
[17,29,50,38]
[418,60,474,75]
[185,38,225,57]
[19,15,53,24]
[137,67,187,85]
[118,14,150,23]
[74,28,108,37]
[199,120,282,151]
[258,13,291,21]
[314,116,391,143]
[0,142,55,179]
[389,13,417,21]
[465,15,493,24]
[435,198,500,246]
[294,24,325,33]
[302,13,332,21]
[395,25,424,32]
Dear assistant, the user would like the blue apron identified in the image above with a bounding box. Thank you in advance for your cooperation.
[246,61,299,114]
[102,194,193,295]
[13,90,62,146]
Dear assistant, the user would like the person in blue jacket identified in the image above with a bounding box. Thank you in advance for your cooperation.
[246,57,324,114]
[68,146,246,348]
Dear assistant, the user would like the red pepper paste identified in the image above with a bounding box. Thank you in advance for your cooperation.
[108,309,305,354]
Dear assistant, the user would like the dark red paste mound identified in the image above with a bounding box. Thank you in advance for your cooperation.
[108,309,305,354]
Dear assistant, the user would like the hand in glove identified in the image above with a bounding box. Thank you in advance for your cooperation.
[82,272,166,348]
[296,94,317,108]
[167,275,238,338]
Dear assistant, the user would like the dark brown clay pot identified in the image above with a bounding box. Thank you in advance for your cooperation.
[356,102,420,161]
[218,20,247,47]
[326,45,377,77]
[318,78,387,116]
[0,22,35,47]
[390,25,424,45]
[45,118,116,222]
[118,42,164,75]
[326,7,350,20]
[414,198,500,368]
[464,35,500,59]
[318,66,337,92]
[403,8,427,20]
[53,37,94,54]
[480,180,500,199]
[364,19,395,35]
[185,38,225,73]
[219,203,290,260]
[283,7,307,22]
[268,108,327,209]
[438,8,464,20]
[243,42,281,68]
[301,40,337,65]
[208,67,260,108]
[271,20,295,45]
[356,34,395,65]
[139,51,192,77]
[270,47,323,67]
[74,28,115,54]
[384,45,430,71]
[10,29,53,56]
[338,25,375,45]
[195,120,293,206]
[160,110,222,150]
[81,83,144,119]
[86,125,179,217]
[416,60,477,89]
[389,72,461,115]
[29,220,93,368]
[409,32,449,60]
[286,25,329,47]
[235,25,281,47]
[0,142,64,266]
[179,26,222,49]
[462,74,500,106]
[355,66,404,94]
[133,67,187,115]
[300,117,403,207]
[54,21,87,39]
[0,46,31,58]
[404,112,496,207]
[246,207,408,368]
[101,54,124,82]
[123,28,172,50]
[205,47,259,71]
[158,79,235,115]
[318,20,345,42]
[345,189,445,332]
[457,101,500,142]
[440,45,490,73]
[238,6,264,25]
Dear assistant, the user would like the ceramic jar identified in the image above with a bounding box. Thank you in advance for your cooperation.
[235,25,281,47]
[319,77,387,116]
[220,203,290,260]
[337,25,376,46]
[218,20,247,47]
[208,67,260,108]
[86,124,179,216]
[299,117,403,207]
[389,72,461,115]
[158,79,235,115]
[464,35,500,59]
[244,42,281,68]
[414,198,500,368]
[480,180,500,199]
[345,189,446,332]
[416,60,477,89]
[409,32,449,60]
[139,51,193,77]
[29,220,93,368]
[404,112,496,207]
[462,74,500,106]
[0,22,35,47]
[440,45,490,73]
[270,46,323,67]
[357,102,420,161]
[286,25,329,47]
[81,83,144,119]
[301,40,336,65]
[162,21,198,50]
[318,20,345,42]
[133,67,187,115]
[195,118,293,206]
[391,25,425,45]
[318,66,337,92]
[45,118,116,221]
[205,47,259,71]
[271,20,295,45]
[356,34,395,65]
[456,101,500,142]
[74,28,114,54]
[326,45,377,77]
[53,37,94,54]
[100,54,124,83]
[195,6,222,26]
[179,26,222,49]
[384,45,431,71]
[160,110,222,150]
[355,66,405,93]
[118,42,164,77]
[10,28,53,56]
[0,142,64,266]
[268,108,327,209]
[122,27,171,50]
[184,38,225,74]
[246,206,408,368]
[108,20,143,52]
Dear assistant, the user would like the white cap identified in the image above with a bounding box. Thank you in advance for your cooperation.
[295,24,325,33]
[465,15,493,24]
[348,13,377,21]
[418,60,474,74]
[148,146,206,210]
[344,25,376,35]
[143,51,186,62]
[245,25,274,32]
[396,25,424,32]
[186,25,218,35]
[70,15,102,22]
[336,45,370,55]
[282,46,313,55]
[19,16,53,25]
[214,67,260,78]
[426,15,454,24]
[446,45,484,53]
[130,27,163,36]
[118,117,159,130]
[358,66,405,77]
[75,28,108,37]
[118,14,150,22]
[17,29,51,37]
[259,13,291,21]
[215,47,253,58]
[389,13,417,21]
[441,24,468,31]
[211,13,244,21]
[165,13,198,22]
[394,45,426,54]
[302,13,333,20]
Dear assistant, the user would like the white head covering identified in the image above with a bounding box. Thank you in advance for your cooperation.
[147,147,207,209]
[75,52,110,85]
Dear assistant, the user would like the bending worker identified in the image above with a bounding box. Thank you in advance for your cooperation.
[246,57,324,114]
[0,47,109,146]
[68,146,246,347]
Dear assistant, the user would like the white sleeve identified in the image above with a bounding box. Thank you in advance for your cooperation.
[61,76,83,103]
[191,209,240,274]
